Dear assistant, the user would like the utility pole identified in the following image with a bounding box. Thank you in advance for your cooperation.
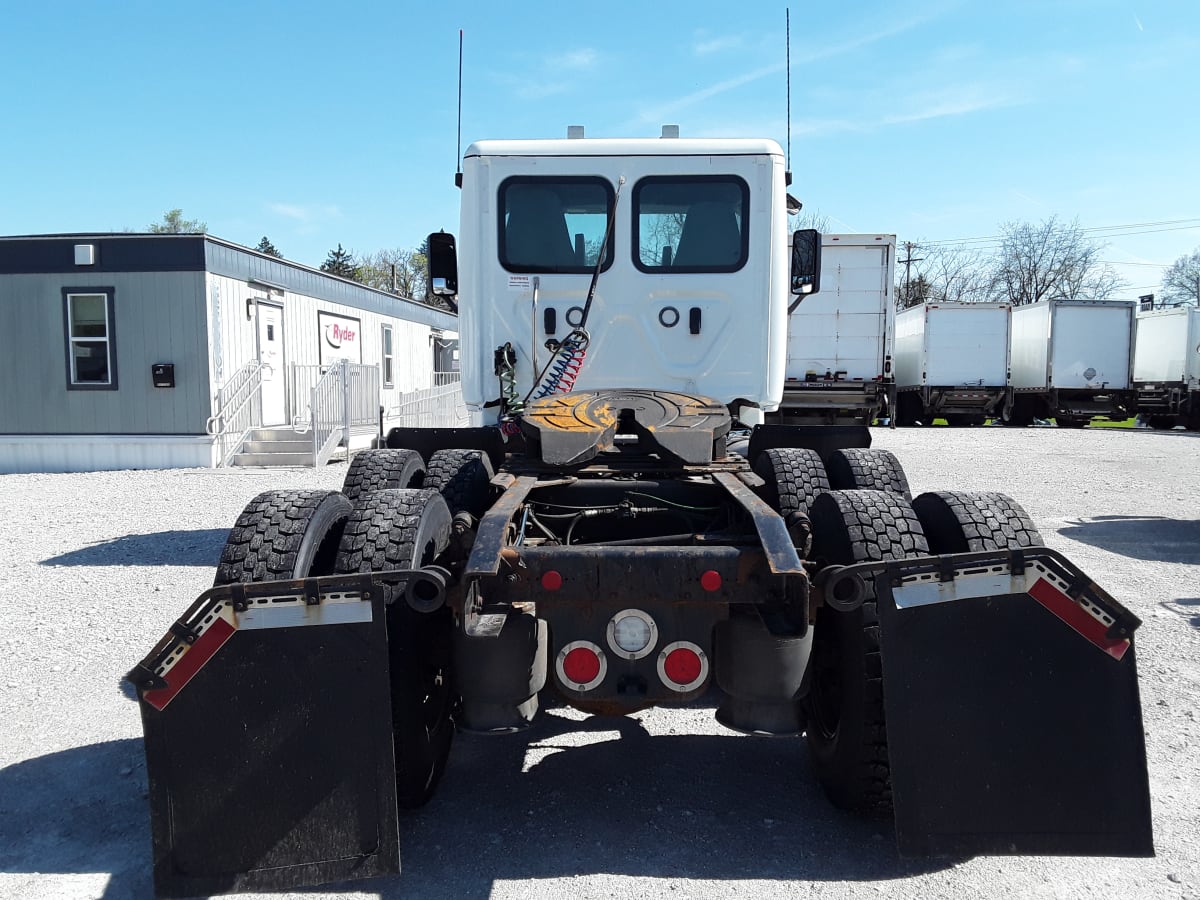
[899,241,924,307]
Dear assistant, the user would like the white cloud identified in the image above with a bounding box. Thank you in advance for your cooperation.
[625,14,938,130]
[883,87,1022,125]
[693,34,747,56]
[550,48,598,70]
[268,203,342,233]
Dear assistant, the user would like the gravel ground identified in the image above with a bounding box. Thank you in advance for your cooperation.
[1,426,1197,900]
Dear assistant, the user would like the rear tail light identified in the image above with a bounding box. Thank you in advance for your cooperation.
[556,641,607,691]
[657,641,709,692]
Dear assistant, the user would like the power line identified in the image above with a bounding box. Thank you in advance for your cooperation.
[922,217,1200,247]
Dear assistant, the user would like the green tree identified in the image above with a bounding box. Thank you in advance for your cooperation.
[1160,247,1200,307]
[320,243,360,281]
[149,208,207,233]
[255,236,283,258]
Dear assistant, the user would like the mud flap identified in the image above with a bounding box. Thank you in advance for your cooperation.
[871,550,1153,857]
[128,576,401,897]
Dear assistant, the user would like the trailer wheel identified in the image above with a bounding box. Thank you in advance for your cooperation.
[342,448,426,500]
[912,491,1043,553]
[424,449,494,517]
[826,448,911,500]
[804,489,929,812]
[335,488,456,808]
[213,489,353,586]
[1147,415,1175,431]
[1055,416,1090,429]
[753,447,829,519]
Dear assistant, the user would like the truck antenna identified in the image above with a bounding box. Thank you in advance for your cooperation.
[786,8,791,177]
[455,29,464,188]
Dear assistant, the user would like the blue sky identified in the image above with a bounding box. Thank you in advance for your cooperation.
[2,0,1197,298]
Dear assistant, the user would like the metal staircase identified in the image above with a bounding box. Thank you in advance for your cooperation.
[229,427,325,467]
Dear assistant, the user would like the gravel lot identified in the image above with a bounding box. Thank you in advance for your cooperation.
[1,426,1197,900]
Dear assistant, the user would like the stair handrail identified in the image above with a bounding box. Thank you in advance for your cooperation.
[310,360,348,468]
[207,361,265,467]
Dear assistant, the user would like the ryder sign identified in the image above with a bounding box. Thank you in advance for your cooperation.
[318,311,362,365]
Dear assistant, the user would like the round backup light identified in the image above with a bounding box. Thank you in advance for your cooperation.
[606,609,658,660]
[555,641,607,692]
[657,641,709,693]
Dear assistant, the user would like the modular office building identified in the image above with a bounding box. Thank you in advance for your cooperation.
[0,233,458,473]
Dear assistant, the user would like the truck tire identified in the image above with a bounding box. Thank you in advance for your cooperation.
[334,488,456,808]
[826,448,910,500]
[804,490,929,812]
[213,489,352,586]
[1147,415,1175,431]
[912,491,1043,553]
[752,447,829,519]
[1056,416,1089,429]
[342,448,426,500]
[424,449,494,518]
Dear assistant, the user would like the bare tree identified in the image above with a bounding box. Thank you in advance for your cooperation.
[1161,247,1200,307]
[922,245,993,304]
[789,208,832,233]
[992,216,1124,305]
[357,246,429,302]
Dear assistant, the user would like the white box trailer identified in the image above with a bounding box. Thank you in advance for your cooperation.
[1009,299,1136,427]
[892,302,1011,426]
[772,233,895,425]
[1132,305,1200,430]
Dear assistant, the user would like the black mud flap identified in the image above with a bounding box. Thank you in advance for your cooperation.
[867,549,1153,857]
[128,576,401,897]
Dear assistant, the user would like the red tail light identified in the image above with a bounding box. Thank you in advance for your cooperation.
[657,641,709,692]
[555,641,607,691]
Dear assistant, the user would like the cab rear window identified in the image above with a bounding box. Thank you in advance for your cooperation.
[633,176,749,273]
[498,177,615,273]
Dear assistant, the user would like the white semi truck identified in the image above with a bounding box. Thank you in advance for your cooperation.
[127,133,1152,897]
[772,233,895,426]
[1132,305,1200,430]
[1009,299,1137,427]
[892,301,1012,426]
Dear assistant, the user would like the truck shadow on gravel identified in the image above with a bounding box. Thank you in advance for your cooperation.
[372,711,953,898]
[40,529,229,567]
[1057,516,1200,564]
[0,715,952,900]
[0,738,153,899]
[1161,597,1200,629]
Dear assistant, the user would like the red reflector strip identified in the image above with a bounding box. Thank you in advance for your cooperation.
[142,617,236,711]
[1027,577,1130,661]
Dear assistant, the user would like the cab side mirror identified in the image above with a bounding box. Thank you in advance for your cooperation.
[426,232,459,310]
[790,228,821,296]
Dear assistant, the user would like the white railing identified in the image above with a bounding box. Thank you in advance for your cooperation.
[385,372,469,429]
[205,361,264,467]
[302,361,383,467]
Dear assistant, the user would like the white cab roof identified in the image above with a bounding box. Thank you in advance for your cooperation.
[464,137,785,159]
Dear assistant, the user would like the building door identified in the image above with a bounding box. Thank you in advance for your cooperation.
[256,303,287,426]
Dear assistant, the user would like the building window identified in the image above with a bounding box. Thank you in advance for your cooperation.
[63,288,117,389]
[381,324,394,388]
[632,176,749,273]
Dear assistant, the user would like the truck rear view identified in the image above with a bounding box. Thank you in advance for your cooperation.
[1133,305,1200,430]
[773,234,895,425]
[1010,299,1137,427]
[893,301,1011,426]
[126,134,1153,898]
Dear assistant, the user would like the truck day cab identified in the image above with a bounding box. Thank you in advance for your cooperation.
[128,132,1153,897]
